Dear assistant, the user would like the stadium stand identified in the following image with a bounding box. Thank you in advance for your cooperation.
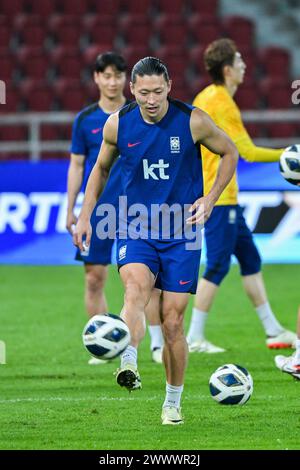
[0,0,298,159]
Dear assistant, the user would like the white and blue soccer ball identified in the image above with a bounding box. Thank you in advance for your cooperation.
[82,314,130,360]
[279,144,300,186]
[209,364,253,405]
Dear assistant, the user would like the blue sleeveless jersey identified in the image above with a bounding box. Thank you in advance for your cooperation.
[70,101,129,201]
[117,98,203,239]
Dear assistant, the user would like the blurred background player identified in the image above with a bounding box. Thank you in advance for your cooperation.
[275,306,300,380]
[186,39,297,353]
[66,52,164,364]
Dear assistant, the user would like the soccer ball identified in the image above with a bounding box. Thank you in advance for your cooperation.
[209,364,253,405]
[279,144,300,186]
[82,313,130,360]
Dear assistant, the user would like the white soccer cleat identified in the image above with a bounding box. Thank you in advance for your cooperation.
[188,339,226,353]
[161,406,184,425]
[274,354,300,380]
[152,347,163,364]
[115,363,142,392]
[88,357,109,365]
[266,330,297,349]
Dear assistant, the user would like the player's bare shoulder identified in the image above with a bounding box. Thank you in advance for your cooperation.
[103,112,119,146]
[190,107,217,144]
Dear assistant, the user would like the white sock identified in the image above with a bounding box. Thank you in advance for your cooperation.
[292,338,300,365]
[163,383,184,409]
[148,325,164,350]
[121,345,137,368]
[255,302,283,336]
[186,308,208,343]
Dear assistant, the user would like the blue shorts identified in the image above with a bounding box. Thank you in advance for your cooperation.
[75,159,121,265]
[117,238,201,294]
[203,205,261,285]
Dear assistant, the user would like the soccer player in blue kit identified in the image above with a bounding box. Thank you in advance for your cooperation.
[74,57,238,424]
[66,52,164,365]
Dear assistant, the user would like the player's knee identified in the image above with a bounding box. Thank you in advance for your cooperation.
[240,251,262,276]
[203,261,230,286]
[86,268,107,293]
[124,276,151,306]
[161,308,184,344]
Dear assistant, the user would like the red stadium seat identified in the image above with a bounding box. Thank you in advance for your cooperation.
[191,22,220,47]
[0,125,28,141]
[121,46,150,70]
[157,23,188,46]
[188,45,207,73]
[58,0,88,15]
[191,0,219,16]
[258,46,290,78]
[0,53,14,79]
[266,123,297,138]
[26,0,57,16]
[88,25,116,47]
[244,123,263,138]
[40,125,62,140]
[0,87,20,112]
[0,25,11,48]
[188,77,211,99]
[60,86,86,111]
[89,0,121,16]
[49,47,83,78]
[158,0,187,15]
[20,25,47,47]
[26,85,54,111]
[120,0,153,14]
[0,0,26,16]
[264,86,292,109]
[187,15,221,33]
[235,85,260,109]
[82,14,115,30]
[223,16,254,48]
[16,47,49,80]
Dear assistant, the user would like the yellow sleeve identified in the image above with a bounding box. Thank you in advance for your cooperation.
[218,105,283,163]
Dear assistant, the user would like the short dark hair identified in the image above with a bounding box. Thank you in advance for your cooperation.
[204,38,237,84]
[131,57,170,83]
[94,52,127,73]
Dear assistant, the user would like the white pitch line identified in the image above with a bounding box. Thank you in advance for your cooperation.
[0,396,161,404]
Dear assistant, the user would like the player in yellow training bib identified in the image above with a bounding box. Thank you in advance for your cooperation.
[186,38,296,353]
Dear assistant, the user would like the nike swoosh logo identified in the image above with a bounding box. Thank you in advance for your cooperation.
[91,128,102,134]
[128,142,141,147]
[179,280,192,285]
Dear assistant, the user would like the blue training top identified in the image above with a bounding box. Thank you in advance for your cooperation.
[117,98,203,239]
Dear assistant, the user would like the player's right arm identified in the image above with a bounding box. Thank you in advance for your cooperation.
[66,153,85,234]
[73,113,119,251]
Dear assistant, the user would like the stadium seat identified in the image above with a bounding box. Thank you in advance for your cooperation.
[57,0,88,15]
[157,22,188,46]
[88,25,116,47]
[191,22,220,47]
[188,77,211,99]
[25,0,57,16]
[49,47,83,78]
[267,123,296,138]
[258,46,290,77]
[0,125,28,141]
[222,16,254,48]
[187,15,221,34]
[89,0,121,16]
[0,53,14,80]
[235,85,260,109]
[0,0,26,16]
[19,25,47,47]
[26,85,54,111]
[121,46,150,70]
[120,0,153,15]
[158,0,187,15]
[264,86,292,109]
[40,125,62,140]
[243,123,263,138]
[0,87,20,112]
[191,0,219,16]
[82,14,115,30]
[59,86,86,111]
[16,48,49,80]
[0,26,12,48]
[188,45,207,73]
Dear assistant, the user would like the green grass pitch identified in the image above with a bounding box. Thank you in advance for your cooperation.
[0,264,299,450]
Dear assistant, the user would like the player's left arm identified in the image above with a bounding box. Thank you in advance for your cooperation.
[187,108,238,224]
[223,106,283,163]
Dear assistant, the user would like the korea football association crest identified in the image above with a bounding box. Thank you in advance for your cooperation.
[170,136,180,154]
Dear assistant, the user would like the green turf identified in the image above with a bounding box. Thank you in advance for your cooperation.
[0,265,299,450]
